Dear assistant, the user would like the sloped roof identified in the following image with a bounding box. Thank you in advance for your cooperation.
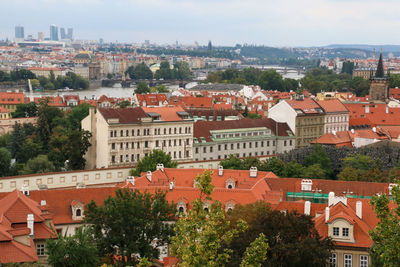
[317,99,349,113]
[141,106,188,122]
[194,118,293,142]
[285,98,324,114]
[98,107,147,124]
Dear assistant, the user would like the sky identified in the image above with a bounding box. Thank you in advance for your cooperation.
[1,0,400,46]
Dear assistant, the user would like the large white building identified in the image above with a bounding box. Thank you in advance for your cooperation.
[82,106,194,169]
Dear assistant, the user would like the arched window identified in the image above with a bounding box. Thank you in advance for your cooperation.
[76,209,81,217]
[227,184,233,189]
[179,207,184,213]
[204,207,209,213]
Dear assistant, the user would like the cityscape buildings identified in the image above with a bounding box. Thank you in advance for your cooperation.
[14,25,24,39]
[49,24,58,41]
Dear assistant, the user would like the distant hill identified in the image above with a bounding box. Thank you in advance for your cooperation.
[326,44,400,53]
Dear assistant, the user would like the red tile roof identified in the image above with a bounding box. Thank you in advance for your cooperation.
[141,106,188,122]
[311,131,352,147]
[99,107,147,124]
[136,94,168,106]
[0,92,25,105]
[345,103,400,126]
[285,98,324,114]
[317,99,349,113]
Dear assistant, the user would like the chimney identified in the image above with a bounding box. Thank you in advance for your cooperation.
[169,181,174,191]
[146,171,152,182]
[249,167,257,178]
[386,105,389,114]
[325,207,330,222]
[27,214,34,236]
[40,200,47,206]
[218,165,223,176]
[301,179,312,191]
[351,129,355,134]
[332,130,336,136]
[328,192,335,207]
[156,163,164,172]
[356,201,362,219]
[365,105,369,114]
[372,127,377,133]
[304,201,311,216]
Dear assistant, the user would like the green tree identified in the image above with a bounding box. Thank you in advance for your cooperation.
[21,154,55,175]
[171,170,268,267]
[341,61,355,75]
[155,61,173,80]
[135,82,151,94]
[258,69,283,91]
[259,157,285,176]
[117,100,131,108]
[370,182,400,266]
[131,150,177,176]
[220,155,244,170]
[66,103,90,130]
[390,74,400,88]
[150,85,169,93]
[85,189,175,266]
[0,134,10,148]
[11,103,38,118]
[64,129,92,170]
[126,63,153,80]
[226,201,333,267]
[0,148,11,177]
[282,161,306,177]
[304,144,333,178]
[302,164,327,179]
[174,61,191,80]
[46,227,99,267]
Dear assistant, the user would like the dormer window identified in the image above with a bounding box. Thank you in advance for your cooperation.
[76,209,82,217]
[333,227,339,236]
[226,179,235,189]
[225,201,235,213]
[342,227,349,237]
[71,200,84,221]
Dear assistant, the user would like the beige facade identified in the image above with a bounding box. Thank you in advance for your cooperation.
[0,117,37,135]
[295,114,325,148]
[0,167,130,192]
[82,107,194,169]
[324,113,349,134]
[28,67,64,78]
[329,248,370,267]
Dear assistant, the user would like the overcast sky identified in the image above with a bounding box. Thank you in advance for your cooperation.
[1,0,400,46]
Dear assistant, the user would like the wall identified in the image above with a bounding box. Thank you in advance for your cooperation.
[268,101,297,134]
[0,117,38,135]
[0,167,131,193]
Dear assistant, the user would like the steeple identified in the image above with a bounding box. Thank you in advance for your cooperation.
[375,51,384,78]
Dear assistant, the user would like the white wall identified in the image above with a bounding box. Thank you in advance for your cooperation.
[268,101,297,134]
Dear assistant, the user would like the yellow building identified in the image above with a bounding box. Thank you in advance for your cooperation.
[0,107,10,119]
[27,67,63,78]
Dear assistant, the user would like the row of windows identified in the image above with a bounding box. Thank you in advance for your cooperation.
[329,253,368,267]
[111,150,190,163]
[327,125,348,133]
[110,127,192,138]
[111,139,190,150]
[213,130,269,139]
[195,150,276,161]
[194,140,290,154]
[327,115,348,123]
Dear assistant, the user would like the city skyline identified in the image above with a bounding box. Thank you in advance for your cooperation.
[2,0,400,46]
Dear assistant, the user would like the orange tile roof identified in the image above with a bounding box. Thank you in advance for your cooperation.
[345,103,400,126]
[141,106,187,122]
[317,99,349,113]
[285,98,323,114]
[0,92,25,105]
[311,131,352,147]
[136,94,168,106]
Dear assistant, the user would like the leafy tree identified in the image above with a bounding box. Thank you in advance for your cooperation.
[304,144,333,178]
[0,148,11,177]
[259,157,285,176]
[117,100,130,108]
[302,164,327,179]
[281,161,306,178]
[85,189,175,266]
[257,69,283,90]
[46,227,99,267]
[126,63,153,80]
[171,170,268,267]
[135,82,151,94]
[11,103,38,118]
[21,154,55,175]
[341,61,354,75]
[10,69,36,81]
[155,61,173,80]
[226,201,333,267]
[64,129,92,170]
[220,155,244,170]
[245,113,262,119]
[390,74,400,88]
[131,150,177,176]
[66,103,90,130]
[370,182,400,266]
[150,85,169,93]
[0,134,10,148]
[36,98,64,151]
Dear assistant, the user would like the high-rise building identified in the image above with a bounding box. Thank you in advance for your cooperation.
[60,27,66,39]
[15,25,24,39]
[208,40,212,51]
[67,28,73,40]
[50,24,58,41]
[38,32,45,41]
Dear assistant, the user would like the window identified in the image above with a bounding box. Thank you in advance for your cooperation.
[132,129,135,136]
[145,141,148,148]
[284,140,287,146]
[76,209,82,217]
[344,254,352,267]
[210,147,213,152]
[231,144,234,149]
[243,143,246,149]
[137,142,140,148]
[224,144,227,150]
[111,143,115,150]
[164,128,167,135]
[333,227,339,236]
[169,128,172,134]
[131,154,134,161]
[267,141,270,146]
[261,141,264,147]
[137,129,140,136]
[360,255,368,267]
[174,151,176,158]
[126,154,129,161]
[329,253,337,267]
[203,147,206,153]
[131,142,134,148]
[120,130,123,137]
[126,142,129,149]
[218,145,221,151]
[126,130,129,136]
[179,128,182,134]
[36,243,45,256]
[195,148,199,153]
[255,142,258,148]
[120,155,123,162]
[156,140,159,147]
[110,131,113,137]
[174,140,177,146]
[342,227,349,237]
[249,142,252,148]
[112,155,115,163]
[120,143,123,149]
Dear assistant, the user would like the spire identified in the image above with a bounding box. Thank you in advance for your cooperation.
[375,51,384,78]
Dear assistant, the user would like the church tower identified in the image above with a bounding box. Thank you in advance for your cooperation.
[369,52,390,102]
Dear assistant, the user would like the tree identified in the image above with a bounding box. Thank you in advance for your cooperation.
[341,61,354,75]
[135,82,151,94]
[11,103,38,118]
[127,63,153,80]
[21,154,55,175]
[46,227,99,267]
[370,182,400,266]
[259,157,285,177]
[257,69,283,91]
[0,148,11,177]
[151,85,169,93]
[171,170,268,267]
[390,74,400,88]
[220,155,244,170]
[304,144,333,178]
[85,189,175,266]
[131,150,177,176]
[226,201,333,267]
[64,129,92,170]
[117,100,131,108]
[66,103,90,130]
[174,61,191,80]
[155,61,173,80]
